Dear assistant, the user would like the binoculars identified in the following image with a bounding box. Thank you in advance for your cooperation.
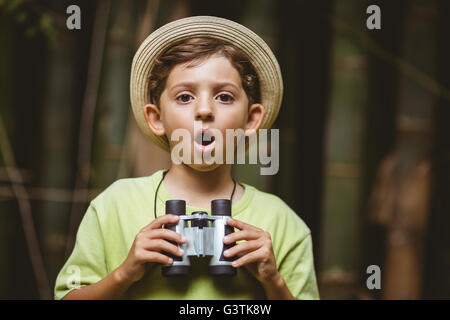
[162,199,236,276]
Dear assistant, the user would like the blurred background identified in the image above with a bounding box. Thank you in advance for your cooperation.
[0,0,449,300]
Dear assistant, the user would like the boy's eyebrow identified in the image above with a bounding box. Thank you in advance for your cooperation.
[169,81,240,92]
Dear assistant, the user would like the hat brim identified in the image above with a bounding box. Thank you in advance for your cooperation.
[130,16,283,152]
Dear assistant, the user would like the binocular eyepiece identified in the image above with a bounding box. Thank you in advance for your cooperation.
[162,199,236,276]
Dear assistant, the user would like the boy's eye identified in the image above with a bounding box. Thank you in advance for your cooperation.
[176,94,193,103]
[217,93,234,103]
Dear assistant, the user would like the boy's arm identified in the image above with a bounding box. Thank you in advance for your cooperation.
[61,214,186,300]
[261,272,295,300]
[62,267,133,300]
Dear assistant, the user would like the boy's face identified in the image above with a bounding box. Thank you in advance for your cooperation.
[144,53,265,172]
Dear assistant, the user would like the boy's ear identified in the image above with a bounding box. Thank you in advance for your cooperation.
[143,104,165,136]
[245,103,265,135]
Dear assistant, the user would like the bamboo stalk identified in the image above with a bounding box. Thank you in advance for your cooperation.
[326,10,450,104]
[65,0,111,258]
[0,114,51,300]
[0,167,33,183]
[117,0,159,180]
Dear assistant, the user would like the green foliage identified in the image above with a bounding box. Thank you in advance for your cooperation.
[0,0,24,12]
[39,13,57,40]
[0,0,58,42]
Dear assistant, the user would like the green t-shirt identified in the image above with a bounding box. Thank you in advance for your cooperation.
[54,170,319,300]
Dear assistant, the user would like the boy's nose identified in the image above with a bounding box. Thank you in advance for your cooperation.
[195,100,214,121]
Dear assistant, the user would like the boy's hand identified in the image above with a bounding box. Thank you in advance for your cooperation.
[223,218,280,286]
[117,214,187,284]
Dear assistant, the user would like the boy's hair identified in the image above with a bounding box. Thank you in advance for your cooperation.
[149,37,261,107]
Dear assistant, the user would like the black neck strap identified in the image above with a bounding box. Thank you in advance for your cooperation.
[154,170,237,219]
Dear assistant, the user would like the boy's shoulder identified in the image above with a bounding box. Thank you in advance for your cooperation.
[106,175,152,193]
[243,183,298,215]
[90,174,155,209]
[244,183,289,209]
[241,183,311,236]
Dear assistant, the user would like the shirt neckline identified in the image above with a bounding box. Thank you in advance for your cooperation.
[150,169,253,218]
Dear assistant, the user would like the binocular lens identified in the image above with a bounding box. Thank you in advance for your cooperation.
[166,199,186,216]
[162,265,190,276]
[209,265,236,276]
[211,199,231,216]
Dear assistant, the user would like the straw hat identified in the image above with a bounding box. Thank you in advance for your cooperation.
[130,16,283,151]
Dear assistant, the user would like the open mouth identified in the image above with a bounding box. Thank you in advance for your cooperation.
[194,130,216,152]
[195,131,215,146]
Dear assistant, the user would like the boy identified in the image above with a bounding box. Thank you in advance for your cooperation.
[54,16,319,300]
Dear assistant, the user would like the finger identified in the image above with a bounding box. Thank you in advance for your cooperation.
[146,229,187,244]
[230,248,265,268]
[134,233,184,255]
[143,214,180,231]
[223,240,261,258]
[145,239,184,257]
[137,250,174,266]
[226,218,261,231]
[223,229,261,244]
